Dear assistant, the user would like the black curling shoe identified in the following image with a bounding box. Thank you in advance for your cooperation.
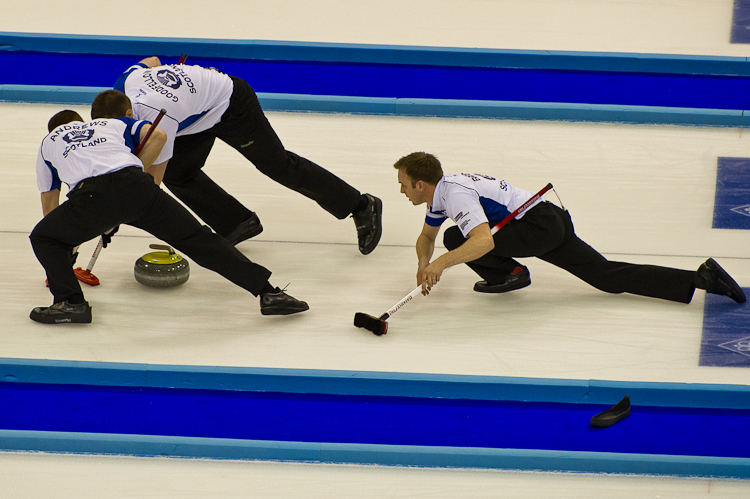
[227,213,263,245]
[260,288,309,315]
[352,194,382,255]
[473,266,531,293]
[30,300,92,324]
[697,258,746,303]
[590,395,631,427]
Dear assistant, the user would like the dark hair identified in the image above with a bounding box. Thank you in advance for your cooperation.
[47,110,84,132]
[91,89,132,119]
[393,152,443,186]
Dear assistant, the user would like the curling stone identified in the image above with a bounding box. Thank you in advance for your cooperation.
[134,244,190,288]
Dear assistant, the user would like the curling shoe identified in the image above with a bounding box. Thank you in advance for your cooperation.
[352,194,382,255]
[473,266,531,293]
[260,288,309,315]
[697,258,746,303]
[226,213,263,245]
[30,300,92,324]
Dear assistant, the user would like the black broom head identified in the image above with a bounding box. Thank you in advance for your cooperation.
[354,312,388,336]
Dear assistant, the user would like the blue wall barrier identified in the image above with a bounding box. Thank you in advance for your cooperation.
[1,358,749,477]
[3,32,750,126]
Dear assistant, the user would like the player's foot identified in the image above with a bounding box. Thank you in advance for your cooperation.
[227,213,263,245]
[697,258,746,303]
[473,266,531,293]
[30,300,92,324]
[260,287,309,315]
[352,194,382,255]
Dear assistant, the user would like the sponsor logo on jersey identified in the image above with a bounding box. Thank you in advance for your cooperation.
[141,67,198,102]
[54,127,108,158]
[156,69,182,89]
[62,129,95,144]
[455,211,466,222]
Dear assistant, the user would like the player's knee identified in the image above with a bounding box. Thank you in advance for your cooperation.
[443,226,465,250]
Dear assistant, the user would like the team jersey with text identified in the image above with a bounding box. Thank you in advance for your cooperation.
[426,173,543,237]
[36,117,148,193]
[115,63,233,164]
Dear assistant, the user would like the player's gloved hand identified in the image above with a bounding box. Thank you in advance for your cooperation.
[101,225,120,248]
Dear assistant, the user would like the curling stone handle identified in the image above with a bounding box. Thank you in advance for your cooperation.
[149,244,175,254]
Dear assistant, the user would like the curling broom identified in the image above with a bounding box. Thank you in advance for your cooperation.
[354,183,554,335]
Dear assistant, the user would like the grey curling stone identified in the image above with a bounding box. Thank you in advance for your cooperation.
[134,244,190,287]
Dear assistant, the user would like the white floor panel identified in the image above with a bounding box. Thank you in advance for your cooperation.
[0,0,745,57]
[1,452,749,499]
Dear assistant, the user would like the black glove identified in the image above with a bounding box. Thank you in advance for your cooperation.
[101,225,120,248]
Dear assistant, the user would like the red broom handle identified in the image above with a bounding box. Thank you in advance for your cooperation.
[490,182,554,235]
[134,108,167,157]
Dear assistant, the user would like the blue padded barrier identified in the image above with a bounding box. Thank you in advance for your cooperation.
[3,32,750,126]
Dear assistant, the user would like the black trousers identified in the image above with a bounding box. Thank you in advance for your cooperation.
[162,76,362,237]
[30,167,272,304]
[443,202,697,304]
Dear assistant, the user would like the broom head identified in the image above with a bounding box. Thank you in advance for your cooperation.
[354,312,388,336]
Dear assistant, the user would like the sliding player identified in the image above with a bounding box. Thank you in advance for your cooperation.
[394,151,745,304]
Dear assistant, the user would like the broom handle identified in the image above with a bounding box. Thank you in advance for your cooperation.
[85,237,104,271]
[134,108,167,157]
[84,110,168,271]
[383,183,553,320]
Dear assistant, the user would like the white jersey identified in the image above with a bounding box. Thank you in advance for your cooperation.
[426,173,543,237]
[36,117,148,193]
[115,63,234,164]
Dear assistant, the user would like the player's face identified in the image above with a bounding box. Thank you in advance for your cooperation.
[397,169,424,205]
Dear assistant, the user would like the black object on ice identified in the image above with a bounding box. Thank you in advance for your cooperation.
[590,395,631,427]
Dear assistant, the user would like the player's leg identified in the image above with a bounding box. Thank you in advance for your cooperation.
[216,77,382,254]
[163,131,260,242]
[444,202,568,293]
[538,234,698,303]
[128,170,308,314]
[28,177,125,323]
[443,226,527,289]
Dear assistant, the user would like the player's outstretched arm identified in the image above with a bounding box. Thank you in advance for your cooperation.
[137,125,167,170]
[145,160,168,186]
[40,189,60,217]
[421,223,494,294]
[138,56,162,68]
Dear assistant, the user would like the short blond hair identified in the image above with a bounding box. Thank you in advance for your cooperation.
[393,152,443,186]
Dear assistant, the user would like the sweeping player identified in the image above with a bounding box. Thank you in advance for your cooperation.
[394,151,745,305]
[100,56,382,254]
[29,106,309,324]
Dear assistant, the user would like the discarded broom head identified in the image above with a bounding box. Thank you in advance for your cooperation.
[354,312,388,336]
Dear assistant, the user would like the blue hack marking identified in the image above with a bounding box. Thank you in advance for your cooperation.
[713,157,750,229]
[702,157,750,366]
[732,0,750,43]
[701,290,750,367]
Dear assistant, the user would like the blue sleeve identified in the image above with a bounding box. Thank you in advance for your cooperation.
[424,215,446,227]
[115,116,148,154]
[114,62,148,92]
[44,160,62,191]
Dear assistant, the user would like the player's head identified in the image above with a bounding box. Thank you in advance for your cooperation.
[393,152,444,186]
[91,90,132,119]
[394,152,443,205]
[47,110,83,132]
